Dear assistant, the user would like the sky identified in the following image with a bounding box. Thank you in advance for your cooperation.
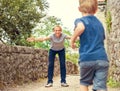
[46,0,82,30]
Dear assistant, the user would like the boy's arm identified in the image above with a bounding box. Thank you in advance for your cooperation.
[71,22,85,49]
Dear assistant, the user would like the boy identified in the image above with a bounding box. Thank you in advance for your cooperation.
[70,0,109,91]
[27,25,70,87]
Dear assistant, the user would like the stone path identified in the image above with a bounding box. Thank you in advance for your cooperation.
[4,75,120,91]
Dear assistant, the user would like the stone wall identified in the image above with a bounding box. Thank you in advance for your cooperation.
[107,0,120,82]
[0,44,78,88]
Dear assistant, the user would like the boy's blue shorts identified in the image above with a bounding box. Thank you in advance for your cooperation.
[79,60,109,91]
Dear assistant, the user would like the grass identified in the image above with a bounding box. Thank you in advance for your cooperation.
[107,77,120,88]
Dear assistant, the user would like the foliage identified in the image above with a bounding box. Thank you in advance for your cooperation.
[66,52,79,65]
[105,11,112,33]
[62,27,72,49]
[107,77,120,88]
[0,0,48,45]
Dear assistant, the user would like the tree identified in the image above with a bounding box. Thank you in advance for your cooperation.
[0,0,48,45]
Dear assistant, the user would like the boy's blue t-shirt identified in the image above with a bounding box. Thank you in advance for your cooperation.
[74,15,108,62]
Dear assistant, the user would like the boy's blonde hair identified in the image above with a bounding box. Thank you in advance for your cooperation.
[79,0,98,14]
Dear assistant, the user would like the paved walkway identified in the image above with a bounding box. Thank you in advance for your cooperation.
[4,75,120,91]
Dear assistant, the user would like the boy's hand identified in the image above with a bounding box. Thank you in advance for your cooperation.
[71,43,77,49]
[27,37,35,42]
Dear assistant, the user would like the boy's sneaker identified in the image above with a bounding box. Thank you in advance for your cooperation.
[45,83,53,87]
[61,82,69,87]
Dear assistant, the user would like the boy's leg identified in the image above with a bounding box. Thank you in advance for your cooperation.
[80,85,89,91]
[47,49,56,84]
[79,61,96,91]
[93,61,109,91]
[58,48,66,83]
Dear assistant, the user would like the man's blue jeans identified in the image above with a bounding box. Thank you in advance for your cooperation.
[47,48,66,83]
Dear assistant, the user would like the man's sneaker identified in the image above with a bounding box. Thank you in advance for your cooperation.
[45,83,53,87]
[61,82,69,87]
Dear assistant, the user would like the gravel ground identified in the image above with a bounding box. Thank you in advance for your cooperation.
[3,75,120,91]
